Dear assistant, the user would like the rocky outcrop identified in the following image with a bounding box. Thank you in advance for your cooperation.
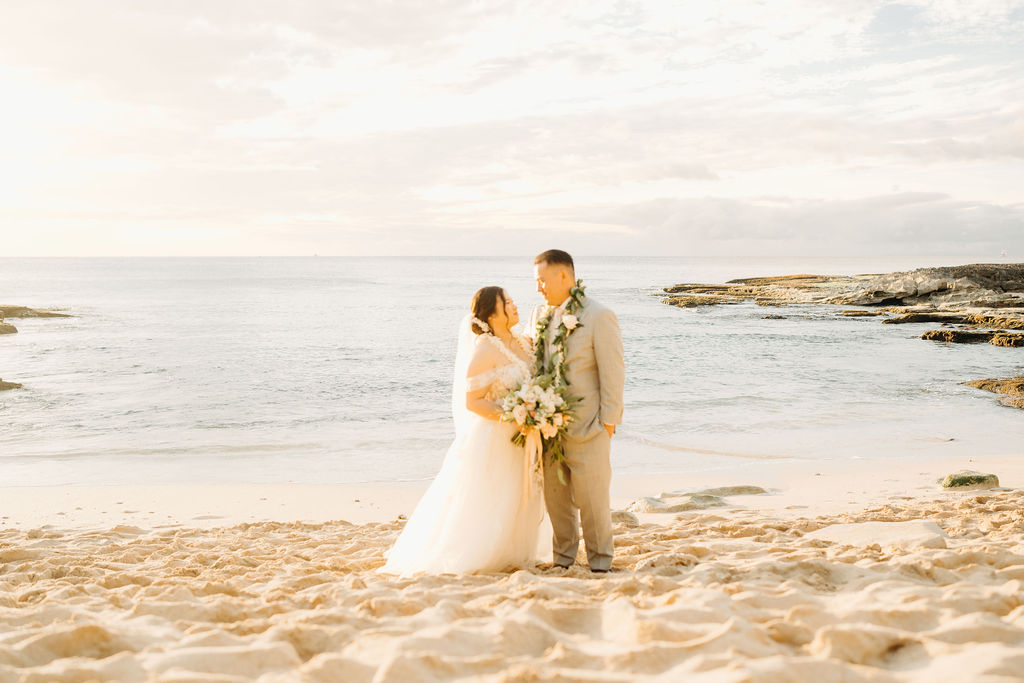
[0,305,69,318]
[829,264,1024,307]
[664,264,1024,313]
[663,294,741,308]
[991,333,1024,347]
[921,330,995,344]
[882,312,970,325]
[0,378,22,390]
[941,470,1000,490]
[965,314,1024,330]
[663,274,872,308]
[0,310,14,334]
[965,377,1024,409]
[839,310,885,317]
[922,330,1024,347]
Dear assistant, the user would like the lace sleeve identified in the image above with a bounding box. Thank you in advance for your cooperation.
[466,368,500,392]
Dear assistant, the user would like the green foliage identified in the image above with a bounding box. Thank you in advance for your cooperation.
[531,279,587,478]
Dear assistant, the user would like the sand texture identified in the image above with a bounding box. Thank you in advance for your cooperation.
[2,490,1023,682]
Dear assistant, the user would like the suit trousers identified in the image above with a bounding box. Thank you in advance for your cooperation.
[542,429,614,571]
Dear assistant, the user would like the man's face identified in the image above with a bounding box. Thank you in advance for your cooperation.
[534,262,568,306]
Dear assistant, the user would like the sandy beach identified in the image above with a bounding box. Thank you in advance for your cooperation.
[2,457,1023,682]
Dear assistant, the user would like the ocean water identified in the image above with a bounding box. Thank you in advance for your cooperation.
[1,256,1021,487]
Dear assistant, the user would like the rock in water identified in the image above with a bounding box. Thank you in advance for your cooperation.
[626,494,726,513]
[0,322,16,334]
[839,309,884,317]
[965,377,1024,409]
[941,470,1000,490]
[881,312,969,325]
[663,294,741,308]
[965,314,1024,330]
[0,378,22,390]
[0,305,70,318]
[921,330,994,344]
[991,332,1024,347]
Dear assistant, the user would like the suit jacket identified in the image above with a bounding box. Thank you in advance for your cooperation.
[530,296,625,442]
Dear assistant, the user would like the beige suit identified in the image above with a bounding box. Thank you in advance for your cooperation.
[530,296,624,571]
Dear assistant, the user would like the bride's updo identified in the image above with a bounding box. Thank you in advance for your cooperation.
[470,286,505,335]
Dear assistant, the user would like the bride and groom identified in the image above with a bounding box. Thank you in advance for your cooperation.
[381,250,625,576]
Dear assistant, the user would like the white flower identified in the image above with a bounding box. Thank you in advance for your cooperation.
[552,413,564,427]
[562,314,578,330]
[512,404,527,425]
[540,423,558,439]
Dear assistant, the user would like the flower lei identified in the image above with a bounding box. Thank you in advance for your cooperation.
[533,279,586,476]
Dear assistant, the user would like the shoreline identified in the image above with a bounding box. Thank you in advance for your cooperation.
[3,453,1021,532]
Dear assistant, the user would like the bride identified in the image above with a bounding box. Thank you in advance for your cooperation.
[380,286,548,576]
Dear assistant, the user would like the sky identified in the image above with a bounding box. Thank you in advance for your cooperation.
[0,1,1022,258]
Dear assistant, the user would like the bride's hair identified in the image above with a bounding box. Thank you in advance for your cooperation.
[470,286,505,335]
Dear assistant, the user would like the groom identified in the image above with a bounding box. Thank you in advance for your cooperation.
[531,249,625,572]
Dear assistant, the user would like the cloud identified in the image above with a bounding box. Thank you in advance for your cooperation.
[550,192,1024,255]
[0,0,1022,256]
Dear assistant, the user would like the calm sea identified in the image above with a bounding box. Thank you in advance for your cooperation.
[1,257,1021,486]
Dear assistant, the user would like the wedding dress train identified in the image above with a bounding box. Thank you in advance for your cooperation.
[381,319,548,576]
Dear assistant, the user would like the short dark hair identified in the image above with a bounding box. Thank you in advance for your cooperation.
[470,286,505,335]
[534,249,574,270]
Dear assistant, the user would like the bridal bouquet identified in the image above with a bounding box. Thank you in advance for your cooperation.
[500,374,577,453]
[501,374,577,444]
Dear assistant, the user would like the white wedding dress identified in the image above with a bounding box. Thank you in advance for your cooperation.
[381,316,548,576]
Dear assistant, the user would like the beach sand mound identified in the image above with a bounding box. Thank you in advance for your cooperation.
[1,491,1023,682]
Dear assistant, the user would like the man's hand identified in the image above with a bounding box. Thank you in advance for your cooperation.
[604,423,615,438]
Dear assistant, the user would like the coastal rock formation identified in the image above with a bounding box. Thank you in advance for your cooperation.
[941,470,1000,490]
[965,377,1024,409]
[0,378,22,390]
[663,264,1024,318]
[839,310,884,317]
[663,274,868,308]
[882,312,969,325]
[662,294,740,308]
[0,322,15,334]
[0,305,70,318]
[965,313,1024,330]
[921,330,995,344]
[921,330,1024,347]
[829,264,1024,307]
[991,332,1024,347]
